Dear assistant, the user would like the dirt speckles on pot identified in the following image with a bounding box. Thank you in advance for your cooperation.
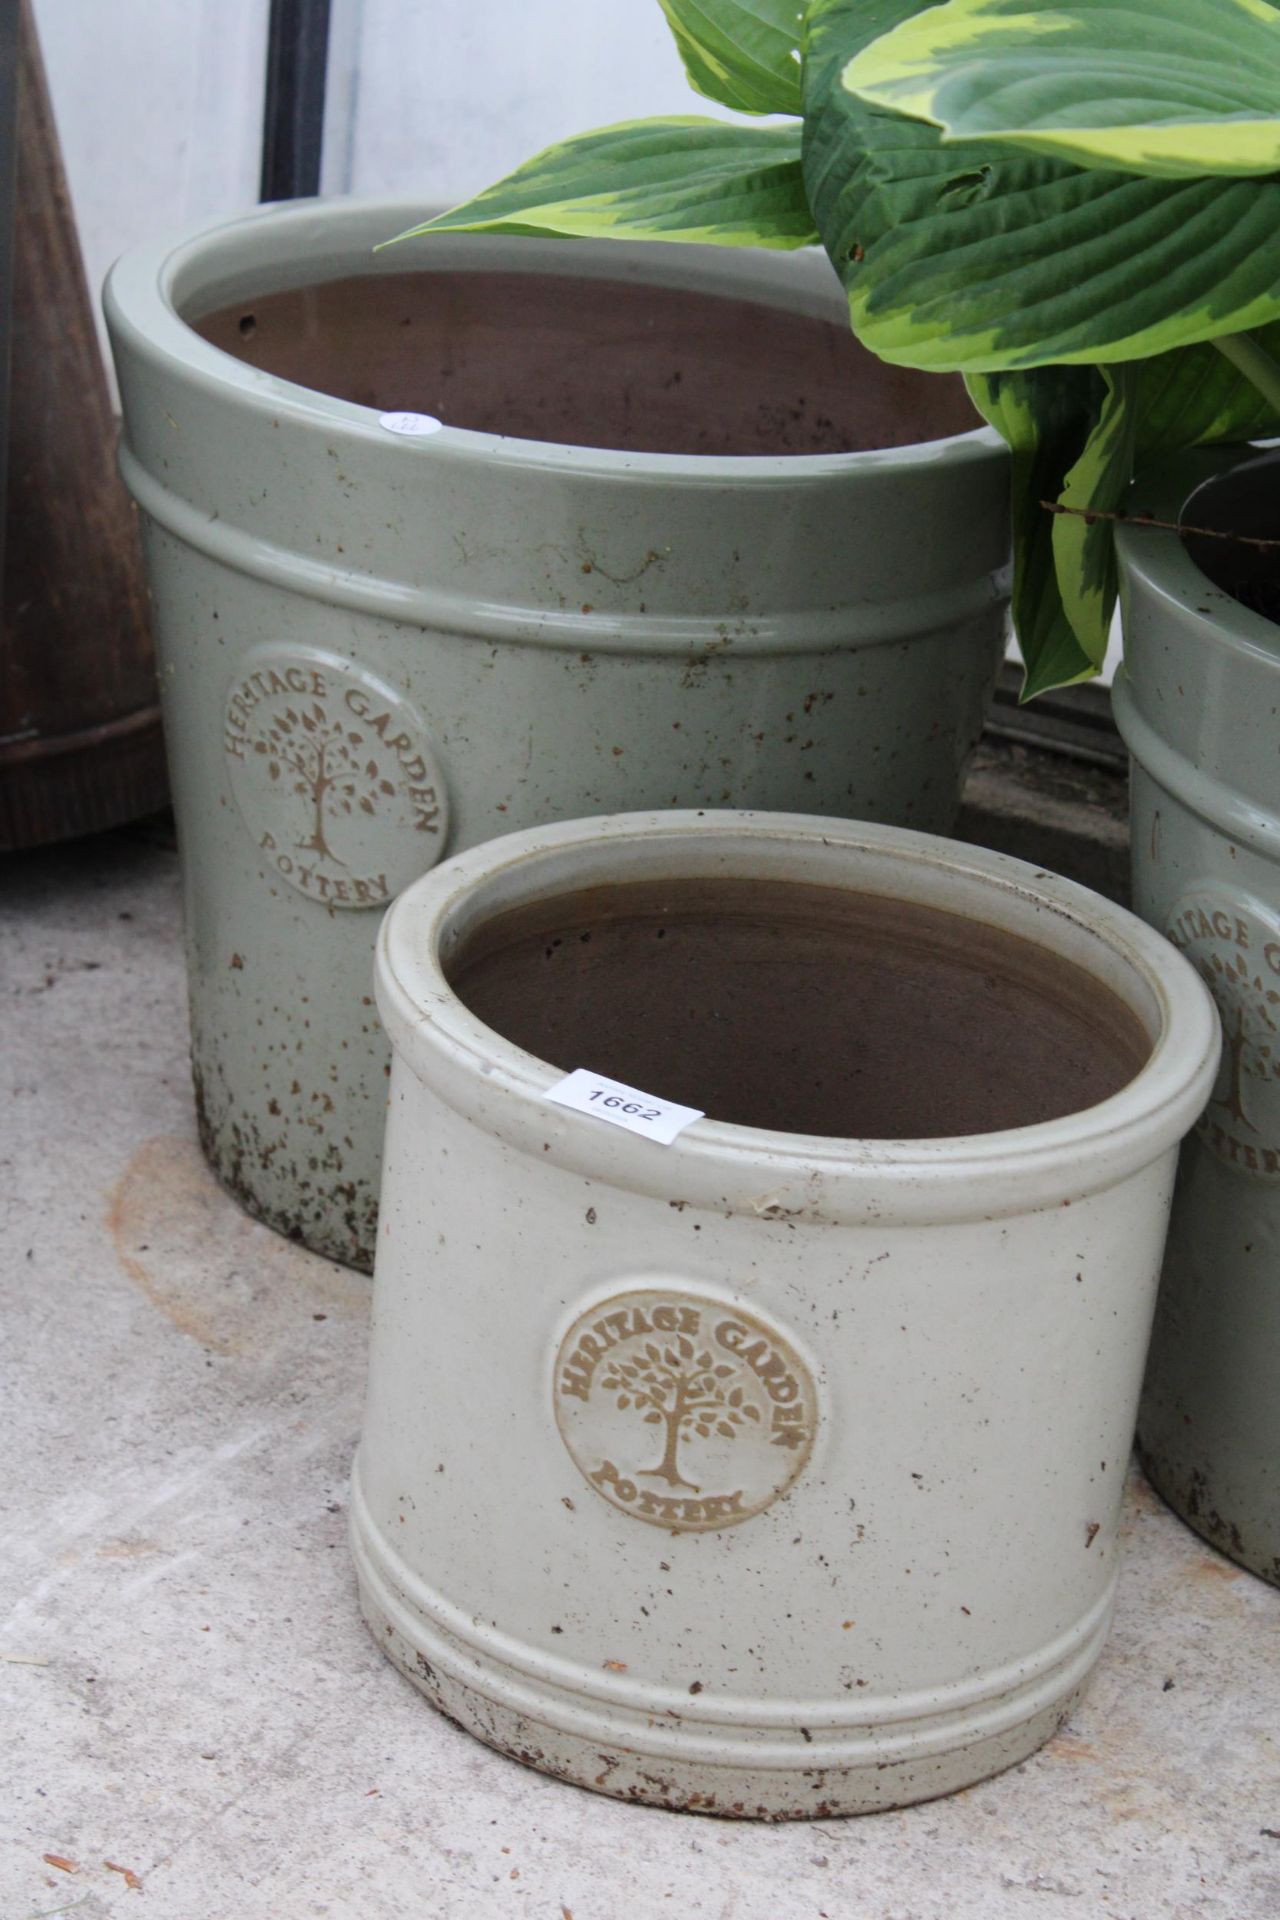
[352,810,1217,1816]
[106,206,1010,1266]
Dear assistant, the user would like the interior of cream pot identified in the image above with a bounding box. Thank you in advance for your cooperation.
[446,875,1152,1140]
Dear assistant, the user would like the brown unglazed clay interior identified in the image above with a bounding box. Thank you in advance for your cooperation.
[195,269,980,456]
[447,876,1151,1140]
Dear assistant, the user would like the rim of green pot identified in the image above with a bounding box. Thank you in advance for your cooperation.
[1117,445,1280,667]
[104,195,1007,488]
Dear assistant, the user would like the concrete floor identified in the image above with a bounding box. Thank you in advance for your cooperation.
[2,821,1278,1920]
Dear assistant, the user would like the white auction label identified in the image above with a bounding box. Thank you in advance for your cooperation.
[378,410,444,436]
[545,1068,704,1145]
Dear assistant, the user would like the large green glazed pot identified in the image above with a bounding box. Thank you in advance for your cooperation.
[104,198,1009,1270]
[1114,447,1280,1585]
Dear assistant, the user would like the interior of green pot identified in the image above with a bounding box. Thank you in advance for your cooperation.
[446,875,1151,1139]
[1180,456,1280,628]
[193,269,981,457]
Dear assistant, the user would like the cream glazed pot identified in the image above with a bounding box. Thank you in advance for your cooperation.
[351,812,1218,1818]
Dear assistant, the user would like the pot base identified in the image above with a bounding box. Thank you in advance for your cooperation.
[1137,1443,1280,1589]
[350,1468,1105,1821]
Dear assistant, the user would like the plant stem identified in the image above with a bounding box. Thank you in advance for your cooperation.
[1039,500,1280,549]
[1212,332,1280,417]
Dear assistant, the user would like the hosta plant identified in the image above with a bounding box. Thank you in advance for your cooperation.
[396,0,1280,697]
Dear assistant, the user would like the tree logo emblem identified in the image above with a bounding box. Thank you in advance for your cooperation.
[1167,888,1280,1180]
[554,1290,817,1531]
[223,646,449,910]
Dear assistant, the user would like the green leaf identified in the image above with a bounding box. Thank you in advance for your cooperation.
[800,1,1280,692]
[658,0,807,115]
[1132,325,1280,452]
[965,364,1108,697]
[840,0,1280,180]
[388,118,816,250]
[1051,365,1135,675]
[966,331,1280,696]
[802,0,1280,372]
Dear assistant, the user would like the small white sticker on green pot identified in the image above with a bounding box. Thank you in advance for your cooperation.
[224,645,449,908]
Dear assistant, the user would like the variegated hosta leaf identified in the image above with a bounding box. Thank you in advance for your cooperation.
[965,365,1111,697]
[389,119,816,250]
[967,329,1280,696]
[1132,324,1280,451]
[802,0,1280,372]
[840,0,1280,180]
[1051,365,1135,678]
[658,0,807,115]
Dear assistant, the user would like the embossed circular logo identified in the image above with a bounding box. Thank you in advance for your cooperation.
[223,647,448,908]
[554,1290,817,1531]
[1167,887,1280,1179]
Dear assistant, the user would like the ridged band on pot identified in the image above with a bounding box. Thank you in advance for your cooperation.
[353,810,1218,1817]
[102,198,1010,1271]
[1115,447,1280,1585]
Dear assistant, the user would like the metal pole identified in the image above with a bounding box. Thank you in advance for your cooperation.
[0,0,20,589]
[260,0,332,202]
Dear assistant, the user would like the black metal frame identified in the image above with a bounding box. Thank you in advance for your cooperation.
[0,0,20,585]
[260,0,333,202]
